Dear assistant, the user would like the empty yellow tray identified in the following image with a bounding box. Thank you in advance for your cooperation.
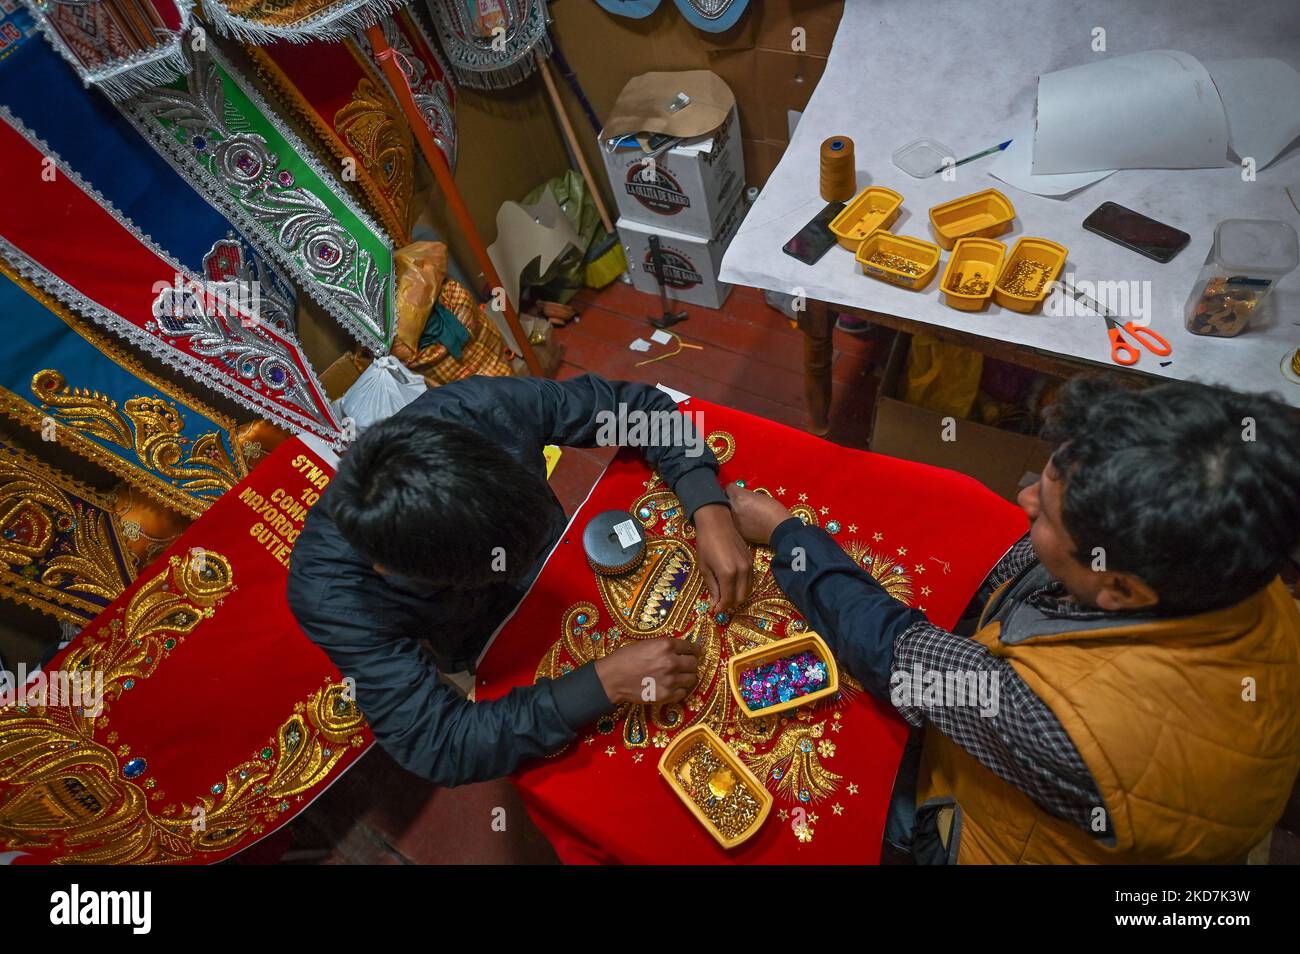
[830,186,903,251]
[856,232,942,290]
[941,237,1007,311]
[728,631,839,718]
[658,724,773,849]
[993,237,1068,312]
[928,188,1016,250]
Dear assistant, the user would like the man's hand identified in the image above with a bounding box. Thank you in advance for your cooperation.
[725,483,794,546]
[594,637,702,705]
[693,503,753,613]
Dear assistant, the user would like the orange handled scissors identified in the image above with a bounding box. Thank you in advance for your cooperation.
[1104,316,1172,366]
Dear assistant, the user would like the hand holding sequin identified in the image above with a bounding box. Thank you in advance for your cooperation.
[724,483,793,546]
[594,636,702,705]
[693,502,753,614]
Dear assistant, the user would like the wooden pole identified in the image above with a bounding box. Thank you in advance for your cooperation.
[539,57,614,236]
[366,25,543,376]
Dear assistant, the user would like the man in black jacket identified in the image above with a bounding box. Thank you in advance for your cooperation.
[286,374,752,787]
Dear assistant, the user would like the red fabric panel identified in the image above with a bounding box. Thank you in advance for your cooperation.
[479,400,1027,864]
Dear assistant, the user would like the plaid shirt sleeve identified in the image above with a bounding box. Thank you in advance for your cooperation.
[891,619,1106,836]
[985,532,1038,589]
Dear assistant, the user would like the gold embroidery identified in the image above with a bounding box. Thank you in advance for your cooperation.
[33,372,245,512]
[335,77,414,235]
[535,431,913,805]
[0,259,246,520]
[0,549,364,863]
[246,43,415,244]
[0,439,136,625]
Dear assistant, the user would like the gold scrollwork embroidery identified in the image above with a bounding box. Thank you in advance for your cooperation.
[535,430,914,804]
[0,439,136,624]
[33,371,244,513]
[0,546,366,864]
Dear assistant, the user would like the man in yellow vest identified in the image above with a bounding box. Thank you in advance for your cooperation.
[725,376,1300,863]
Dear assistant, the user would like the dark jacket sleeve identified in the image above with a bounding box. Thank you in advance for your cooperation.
[287,571,611,787]
[769,517,927,699]
[490,374,729,518]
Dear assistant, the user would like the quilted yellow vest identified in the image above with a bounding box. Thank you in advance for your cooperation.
[916,574,1300,864]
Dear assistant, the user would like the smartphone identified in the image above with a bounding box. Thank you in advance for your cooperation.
[1082,202,1190,263]
[782,201,845,265]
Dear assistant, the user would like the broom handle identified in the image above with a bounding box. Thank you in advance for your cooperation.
[539,57,615,235]
[366,25,543,377]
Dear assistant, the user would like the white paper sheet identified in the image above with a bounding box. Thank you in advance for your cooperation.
[991,125,1116,197]
[1034,50,1229,173]
[1206,58,1300,169]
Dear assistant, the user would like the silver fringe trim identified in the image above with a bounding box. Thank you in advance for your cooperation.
[25,0,196,102]
[198,0,406,44]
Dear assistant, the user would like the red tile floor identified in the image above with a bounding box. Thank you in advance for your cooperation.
[261,280,1300,864]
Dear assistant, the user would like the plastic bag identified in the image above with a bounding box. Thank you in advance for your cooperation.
[332,355,427,437]
[903,333,983,420]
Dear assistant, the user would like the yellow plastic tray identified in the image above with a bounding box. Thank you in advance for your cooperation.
[829,186,903,251]
[993,237,1068,312]
[929,188,1016,250]
[941,237,1007,311]
[855,232,942,290]
[728,631,839,718]
[658,724,773,849]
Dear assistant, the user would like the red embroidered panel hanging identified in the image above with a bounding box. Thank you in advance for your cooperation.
[0,438,373,864]
[478,400,1027,864]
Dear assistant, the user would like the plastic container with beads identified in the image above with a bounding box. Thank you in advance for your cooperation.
[583,509,647,575]
[1184,220,1299,338]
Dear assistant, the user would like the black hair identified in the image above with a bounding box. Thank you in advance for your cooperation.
[329,414,557,588]
[1042,375,1300,615]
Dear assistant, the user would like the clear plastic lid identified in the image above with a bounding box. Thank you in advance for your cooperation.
[1214,219,1299,277]
[892,138,955,179]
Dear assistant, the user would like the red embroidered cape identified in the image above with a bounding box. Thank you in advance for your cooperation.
[478,401,1027,864]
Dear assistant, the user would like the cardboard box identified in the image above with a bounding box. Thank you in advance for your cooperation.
[870,333,1053,503]
[618,191,746,310]
[599,106,744,238]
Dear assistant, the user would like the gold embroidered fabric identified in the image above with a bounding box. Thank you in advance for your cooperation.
[0,438,136,626]
[535,432,914,804]
[0,550,366,863]
[0,261,248,519]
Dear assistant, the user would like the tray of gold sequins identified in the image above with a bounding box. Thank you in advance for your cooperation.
[658,724,773,849]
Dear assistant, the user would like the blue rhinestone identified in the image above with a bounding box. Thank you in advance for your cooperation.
[827,520,841,534]
[638,507,652,519]
[123,757,147,779]
[800,790,811,802]
[714,612,729,625]
[123,679,135,690]
[211,783,224,795]
[576,613,589,625]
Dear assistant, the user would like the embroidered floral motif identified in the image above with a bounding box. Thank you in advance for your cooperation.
[534,431,915,805]
[0,439,136,626]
